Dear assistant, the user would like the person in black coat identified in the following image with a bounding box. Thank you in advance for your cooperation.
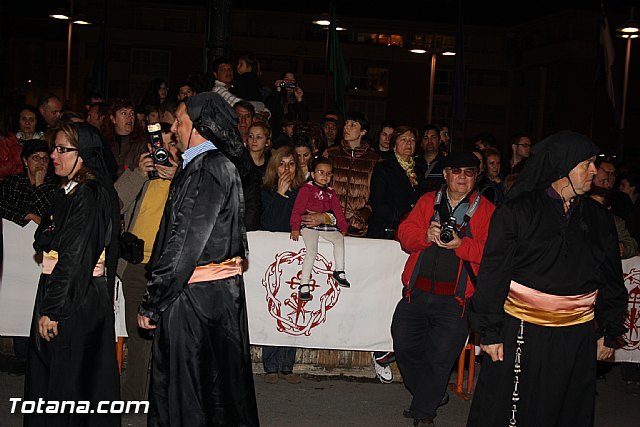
[26,122,120,426]
[259,146,307,384]
[368,126,425,239]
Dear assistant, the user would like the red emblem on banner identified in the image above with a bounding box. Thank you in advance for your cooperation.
[624,267,640,351]
[262,249,341,336]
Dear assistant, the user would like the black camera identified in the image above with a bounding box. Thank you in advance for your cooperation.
[279,80,297,89]
[147,122,170,179]
[439,217,457,243]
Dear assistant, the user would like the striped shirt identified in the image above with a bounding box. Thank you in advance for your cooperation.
[182,141,217,168]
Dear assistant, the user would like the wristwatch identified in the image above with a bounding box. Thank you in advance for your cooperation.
[324,212,337,226]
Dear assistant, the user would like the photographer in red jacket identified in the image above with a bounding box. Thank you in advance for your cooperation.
[391,151,495,426]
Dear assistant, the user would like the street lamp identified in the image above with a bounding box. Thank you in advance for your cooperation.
[49,1,91,104]
[410,34,455,124]
[616,8,639,131]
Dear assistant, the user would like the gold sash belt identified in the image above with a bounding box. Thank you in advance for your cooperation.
[503,281,597,327]
[42,250,106,277]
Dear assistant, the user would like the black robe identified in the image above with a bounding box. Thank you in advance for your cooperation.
[467,190,627,427]
[140,148,259,427]
[25,180,119,427]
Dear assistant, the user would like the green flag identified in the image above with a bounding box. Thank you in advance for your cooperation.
[328,3,349,115]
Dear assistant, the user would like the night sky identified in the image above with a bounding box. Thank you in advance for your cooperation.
[4,0,638,26]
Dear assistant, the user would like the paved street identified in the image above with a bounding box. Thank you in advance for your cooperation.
[0,352,637,426]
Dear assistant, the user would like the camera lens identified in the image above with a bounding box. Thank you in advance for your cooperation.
[152,147,169,164]
[440,230,453,243]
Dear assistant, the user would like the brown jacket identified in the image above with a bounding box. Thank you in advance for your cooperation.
[327,140,380,236]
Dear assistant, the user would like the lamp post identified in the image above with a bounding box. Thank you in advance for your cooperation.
[49,0,91,104]
[410,35,455,124]
[616,8,639,131]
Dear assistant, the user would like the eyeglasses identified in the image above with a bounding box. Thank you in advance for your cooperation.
[29,154,49,162]
[516,144,531,148]
[53,146,79,154]
[447,167,477,177]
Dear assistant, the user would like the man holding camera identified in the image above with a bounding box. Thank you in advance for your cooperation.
[391,151,495,426]
[114,122,178,401]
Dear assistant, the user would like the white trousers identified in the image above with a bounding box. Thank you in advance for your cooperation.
[300,228,345,284]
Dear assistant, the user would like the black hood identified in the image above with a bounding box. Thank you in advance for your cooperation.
[505,130,599,202]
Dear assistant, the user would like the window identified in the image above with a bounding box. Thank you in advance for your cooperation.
[434,70,453,96]
[131,49,171,77]
[360,33,404,47]
[349,66,389,93]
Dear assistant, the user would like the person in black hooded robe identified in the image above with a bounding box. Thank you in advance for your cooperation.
[25,122,120,426]
[137,92,259,427]
[467,130,627,427]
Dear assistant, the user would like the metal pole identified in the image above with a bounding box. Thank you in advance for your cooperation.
[427,52,436,124]
[620,37,632,130]
[64,0,74,104]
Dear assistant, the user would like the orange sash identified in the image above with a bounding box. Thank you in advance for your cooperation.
[188,257,243,284]
[503,281,597,327]
[42,250,106,277]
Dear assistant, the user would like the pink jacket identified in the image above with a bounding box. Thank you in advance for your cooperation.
[290,182,349,232]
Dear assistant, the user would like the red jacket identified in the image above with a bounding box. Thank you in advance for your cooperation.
[397,190,495,299]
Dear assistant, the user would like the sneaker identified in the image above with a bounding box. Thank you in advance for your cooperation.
[299,284,312,301]
[374,360,393,384]
[264,372,279,384]
[278,371,302,384]
[332,270,351,288]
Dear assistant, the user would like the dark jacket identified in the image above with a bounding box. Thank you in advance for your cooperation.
[260,187,297,232]
[367,155,425,239]
[327,140,380,237]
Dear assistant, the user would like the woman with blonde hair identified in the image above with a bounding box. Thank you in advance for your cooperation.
[259,146,305,383]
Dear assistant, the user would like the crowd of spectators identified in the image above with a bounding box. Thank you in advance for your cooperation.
[0,51,638,403]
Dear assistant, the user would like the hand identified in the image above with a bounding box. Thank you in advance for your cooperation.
[301,210,325,227]
[294,86,304,102]
[277,171,292,196]
[154,154,179,180]
[480,343,504,362]
[438,231,462,250]
[274,79,284,91]
[290,230,300,241]
[426,221,441,244]
[427,220,462,249]
[24,213,42,224]
[38,315,58,341]
[137,314,157,330]
[137,151,155,178]
[33,168,47,187]
[597,336,614,361]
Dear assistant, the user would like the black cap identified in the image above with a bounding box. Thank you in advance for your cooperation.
[443,150,480,169]
[21,139,50,160]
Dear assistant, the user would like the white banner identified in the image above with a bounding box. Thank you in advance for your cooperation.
[614,256,640,363]
[245,231,407,352]
[0,219,40,337]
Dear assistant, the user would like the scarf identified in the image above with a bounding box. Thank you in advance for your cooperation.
[396,153,418,187]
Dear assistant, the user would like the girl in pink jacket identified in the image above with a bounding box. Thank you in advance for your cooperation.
[290,158,350,301]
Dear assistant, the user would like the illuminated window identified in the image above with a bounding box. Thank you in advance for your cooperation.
[363,33,404,47]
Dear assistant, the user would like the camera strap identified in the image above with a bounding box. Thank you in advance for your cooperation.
[124,186,145,233]
[432,186,481,228]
